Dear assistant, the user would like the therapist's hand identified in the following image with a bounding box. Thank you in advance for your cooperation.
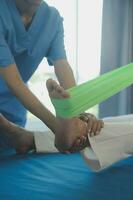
[67,113,104,153]
[54,117,88,153]
[54,113,104,153]
[79,112,104,137]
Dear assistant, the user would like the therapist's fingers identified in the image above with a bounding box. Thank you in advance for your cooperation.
[94,120,102,135]
[87,118,96,136]
[90,120,99,136]
[67,139,80,153]
[65,139,80,154]
[100,120,104,128]
[91,119,104,136]
[96,120,104,134]
[79,113,89,122]
[71,137,86,153]
[68,136,88,153]
[79,113,98,136]
[79,113,96,122]
[78,136,87,147]
[88,118,104,136]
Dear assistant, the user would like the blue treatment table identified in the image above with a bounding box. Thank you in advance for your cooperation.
[0,149,133,200]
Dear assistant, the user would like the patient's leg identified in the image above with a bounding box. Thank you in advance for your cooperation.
[81,118,133,171]
[46,79,89,152]
[0,114,35,154]
[103,114,133,122]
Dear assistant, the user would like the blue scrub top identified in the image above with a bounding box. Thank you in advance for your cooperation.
[0,0,66,126]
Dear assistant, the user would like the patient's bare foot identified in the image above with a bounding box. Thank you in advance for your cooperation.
[0,114,35,154]
[46,79,89,152]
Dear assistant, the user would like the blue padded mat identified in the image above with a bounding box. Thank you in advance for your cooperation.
[0,150,133,200]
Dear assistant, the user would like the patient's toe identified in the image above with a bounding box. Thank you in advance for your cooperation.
[46,79,70,99]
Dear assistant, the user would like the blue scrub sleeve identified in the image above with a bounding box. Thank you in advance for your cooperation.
[0,33,15,67]
[47,17,67,66]
[0,16,15,67]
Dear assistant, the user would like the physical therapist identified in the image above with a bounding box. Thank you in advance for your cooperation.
[0,0,102,153]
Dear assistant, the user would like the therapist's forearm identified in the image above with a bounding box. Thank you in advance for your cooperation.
[9,81,57,132]
[0,64,58,132]
[54,60,76,89]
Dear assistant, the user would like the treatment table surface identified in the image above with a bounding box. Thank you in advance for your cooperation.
[0,150,133,200]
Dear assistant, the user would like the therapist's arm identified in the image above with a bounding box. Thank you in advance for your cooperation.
[54,59,76,89]
[0,64,57,133]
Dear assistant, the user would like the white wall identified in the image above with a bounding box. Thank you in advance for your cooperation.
[78,0,103,83]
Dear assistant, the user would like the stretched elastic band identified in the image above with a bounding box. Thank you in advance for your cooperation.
[52,63,133,118]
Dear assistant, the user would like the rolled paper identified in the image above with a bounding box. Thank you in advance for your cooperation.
[52,63,133,118]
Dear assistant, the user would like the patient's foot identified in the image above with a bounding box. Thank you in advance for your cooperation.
[0,114,35,154]
[46,79,89,152]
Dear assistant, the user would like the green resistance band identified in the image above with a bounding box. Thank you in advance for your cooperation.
[52,63,133,118]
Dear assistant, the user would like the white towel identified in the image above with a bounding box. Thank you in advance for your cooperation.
[81,114,133,171]
[34,131,58,153]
